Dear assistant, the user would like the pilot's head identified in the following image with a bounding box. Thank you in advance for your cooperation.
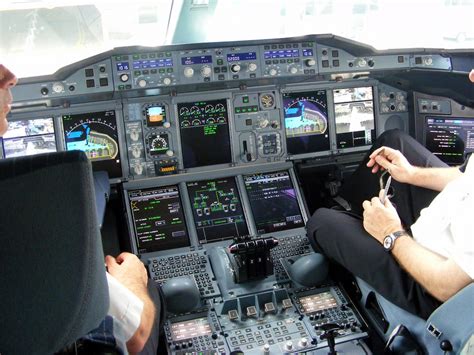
[0,64,18,136]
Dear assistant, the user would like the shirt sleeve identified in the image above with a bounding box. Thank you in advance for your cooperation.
[106,273,144,342]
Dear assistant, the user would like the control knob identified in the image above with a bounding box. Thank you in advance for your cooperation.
[162,77,172,86]
[230,64,241,73]
[305,58,316,67]
[299,337,308,347]
[285,340,293,351]
[52,82,65,93]
[263,343,270,354]
[183,67,194,78]
[130,130,140,141]
[248,62,257,72]
[201,65,212,77]
[166,150,174,157]
[258,119,269,128]
[120,73,129,82]
[132,146,141,158]
[163,121,171,129]
[423,56,433,66]
[288,65,298,74]
[137,79,147,88]
[355,58,367,67]
[133,164,144,175]
[269,68,278,76]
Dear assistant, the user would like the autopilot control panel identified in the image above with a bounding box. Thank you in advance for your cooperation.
[6,34,474,354]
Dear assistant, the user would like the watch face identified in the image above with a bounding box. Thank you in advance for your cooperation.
[383,236,393,250]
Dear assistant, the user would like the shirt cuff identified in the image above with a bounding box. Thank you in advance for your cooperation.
[106,273,144,341]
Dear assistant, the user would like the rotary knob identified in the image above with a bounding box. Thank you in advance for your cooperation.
[285,340,293,351]
[263,343,270,354]
[52,82,65,93]
[201,65,212,77]
[163,121,171,129]
[137,79,147,88]
[355,58,367,67]
[132,147,141,158]
[120,73,129,82]
[299,337,308,347]
[183,67,194,78]
[288,65,298,74]
[133,164,143,175]
[305,58,316,67]
[166,150,174,157]
[248,62,257,72]
[269,68,277,76]
[162,77,172,86]
[230,63,241,73]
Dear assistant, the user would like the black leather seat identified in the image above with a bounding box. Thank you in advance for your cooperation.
[0,151,109,354]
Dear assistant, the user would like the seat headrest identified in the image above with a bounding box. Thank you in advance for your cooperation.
[0,151,109,354]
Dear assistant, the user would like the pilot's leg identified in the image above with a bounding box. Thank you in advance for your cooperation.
[138,281,164,355]
[306,207,441,319]
[339,129,448,227]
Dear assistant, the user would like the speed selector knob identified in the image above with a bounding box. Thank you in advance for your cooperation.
[184,67,194,78]
[162,77,172,85]
[269,68,277,76]
[137,79,147,88]
[201,65,212,77]
[230,64,241,73]
[289,66,298,74]
[120,73,129,82]
[248,62,257,72]
[305,58,316,67]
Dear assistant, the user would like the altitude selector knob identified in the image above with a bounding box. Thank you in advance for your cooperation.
[230,64,241,73]
[201,65,212,77]
[184,67,194,78]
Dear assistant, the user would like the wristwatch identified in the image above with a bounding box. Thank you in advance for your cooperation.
[383,230,408,251]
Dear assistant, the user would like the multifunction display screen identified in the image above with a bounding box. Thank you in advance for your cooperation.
[178,99,231,168]
[187,178,248,243]
[334,87,375,149]
[244,171,304,234]
[170,317,212,342]
[2,118,56,158]
[298,292,338,313]
[62,110,122,178]
[283,90,330,155]
[129,186,189,254]
[425,117,474,165]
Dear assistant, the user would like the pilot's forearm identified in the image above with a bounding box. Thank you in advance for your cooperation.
[407,166,462,191]
[126,286,156,354]
[392,234,471,302]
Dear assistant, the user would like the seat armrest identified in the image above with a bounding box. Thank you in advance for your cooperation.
[423,284,474,353]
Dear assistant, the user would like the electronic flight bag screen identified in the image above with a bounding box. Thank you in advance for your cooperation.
[244,171,304,234]
[282,90,330,155]
[128,185,190,254]
[178,99,231,169]
[62,110,122,178]
[425,117,474,165]
[187,178,248,243]
[334,87,375,149]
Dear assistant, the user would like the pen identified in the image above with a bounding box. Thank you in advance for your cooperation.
[381,175,392,204]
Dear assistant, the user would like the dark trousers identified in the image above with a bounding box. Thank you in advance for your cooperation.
[139,281,165,355]
[306,129,447,319]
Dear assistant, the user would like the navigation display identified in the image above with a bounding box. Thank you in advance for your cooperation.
[282,90,330,155]
[2,118,56,158]
[178,99,231,168]
[128,186,189,253]
[62,110,122,178]
[244,171,304,234]
[187,178,248,243]
[425,117,474,165]
[170,317,212,342]
[334,87,375,149]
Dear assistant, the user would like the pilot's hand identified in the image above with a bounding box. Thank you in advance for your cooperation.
[105,252,148,294]
[362,190,403,244]
[367,146,415,184]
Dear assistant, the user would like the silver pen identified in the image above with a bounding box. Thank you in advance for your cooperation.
[381,175,392,204]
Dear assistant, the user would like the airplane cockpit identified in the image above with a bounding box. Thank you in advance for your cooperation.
[1,1,473,354]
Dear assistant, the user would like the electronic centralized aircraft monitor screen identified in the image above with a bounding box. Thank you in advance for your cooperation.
[334,87,375,149]
[244,171,304,234]
[425,117,474,165]
[282,90,330,155]
[2,118,56,158]
[128,185,190,254]
[62,110,122,178]
[187,178,248,243]
[178,99,232,168]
